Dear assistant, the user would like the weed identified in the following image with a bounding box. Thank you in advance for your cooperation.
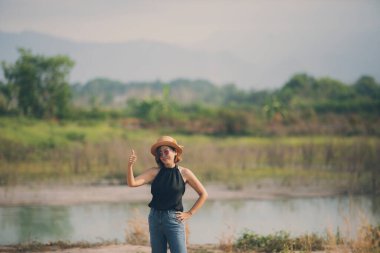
[235,230,295,252]
[1,240,118,252]
[125,209,149,246]
[1,117,379,194]
[233,224,380,253]
[218,225,235,252]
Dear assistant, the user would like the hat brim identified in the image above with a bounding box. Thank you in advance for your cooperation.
[150,141,183,156]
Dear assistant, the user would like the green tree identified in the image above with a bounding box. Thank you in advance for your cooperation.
[0,80,16,113]
[353,75,380,99]
[313,77,354,100]
[263,96,286,122]
[279,73,316,104]
[1,48,75,118]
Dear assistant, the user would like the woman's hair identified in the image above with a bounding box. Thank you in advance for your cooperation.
[155,146,182,168]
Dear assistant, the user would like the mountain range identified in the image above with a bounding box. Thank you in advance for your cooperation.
[0,31,256,88]
[0,30,379,90]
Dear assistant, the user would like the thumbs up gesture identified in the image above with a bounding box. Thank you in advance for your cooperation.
[128,149,137,166]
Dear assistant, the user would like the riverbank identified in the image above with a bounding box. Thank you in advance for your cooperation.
[0,241,346,253]
[0,241,360,253]
[0,243,153,253]
[0,181,347,206]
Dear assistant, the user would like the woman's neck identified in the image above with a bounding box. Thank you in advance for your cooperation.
[163,162,176,169]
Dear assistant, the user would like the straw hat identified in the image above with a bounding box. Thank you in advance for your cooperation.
[150,136,184,157]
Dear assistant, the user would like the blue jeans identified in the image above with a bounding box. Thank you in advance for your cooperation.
[148,208,187,253]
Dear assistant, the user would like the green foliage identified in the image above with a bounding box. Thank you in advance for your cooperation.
[68,72,380,135]
[279,73,317,104]
[235,230,290,252]
[234,230,325,252]
[275,73,379,113]
[234,225,380,253]
[1,117,379,194]
[1,49,379,136]
[354,75,380,99]
[1,48,74,118]
[263,96,286,122]
[127,98,185,127]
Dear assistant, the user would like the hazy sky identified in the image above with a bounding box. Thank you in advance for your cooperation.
[1,0,379,87]
[1,0,379,45]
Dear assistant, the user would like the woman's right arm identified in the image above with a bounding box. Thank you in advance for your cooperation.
[126,149,157,187]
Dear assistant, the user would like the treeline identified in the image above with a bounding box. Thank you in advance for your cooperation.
[72,75,380,113]
[1,49,379,136]
[71,72,380,136]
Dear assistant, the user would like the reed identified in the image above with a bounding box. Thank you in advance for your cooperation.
[125,209,149,246]
[218,225,236,253]
[233,224,380,253]
[0,118,379,194]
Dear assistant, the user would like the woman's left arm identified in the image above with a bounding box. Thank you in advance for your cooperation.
[176,168,208,221]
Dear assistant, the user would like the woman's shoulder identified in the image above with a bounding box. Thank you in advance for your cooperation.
[178,166,193,177]
[148,166,160,174]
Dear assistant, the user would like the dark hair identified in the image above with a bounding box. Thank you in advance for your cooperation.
[155,146,178,168]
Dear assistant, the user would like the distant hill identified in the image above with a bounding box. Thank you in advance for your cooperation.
[2,30,379,90]
[0,31,254,88]
[71,78,225,107]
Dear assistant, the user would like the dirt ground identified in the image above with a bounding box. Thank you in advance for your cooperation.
[0,243,229,253]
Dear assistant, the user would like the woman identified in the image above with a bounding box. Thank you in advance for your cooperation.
[127,136,208,253]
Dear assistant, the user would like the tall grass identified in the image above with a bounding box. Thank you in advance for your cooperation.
[125,209,149,246]
[233,225,380,252]
[231,202,380,253]
[0,118,379,194]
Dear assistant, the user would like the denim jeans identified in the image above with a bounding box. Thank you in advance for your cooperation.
[148,208,187,253]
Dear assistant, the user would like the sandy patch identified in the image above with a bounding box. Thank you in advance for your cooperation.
[45,244,151,253]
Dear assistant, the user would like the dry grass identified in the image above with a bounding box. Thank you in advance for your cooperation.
[124,209,149,246]
[0,240,119,252]
[1,121,379,195]
[218,225,236,253]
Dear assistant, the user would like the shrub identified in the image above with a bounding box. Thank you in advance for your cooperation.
[235,230,292,252]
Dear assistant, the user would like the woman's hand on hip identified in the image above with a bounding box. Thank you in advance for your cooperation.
[176,211,192,222]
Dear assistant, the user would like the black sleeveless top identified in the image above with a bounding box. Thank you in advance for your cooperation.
[148,165,186,211]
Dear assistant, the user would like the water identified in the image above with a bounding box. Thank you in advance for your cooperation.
[1,195,379,245]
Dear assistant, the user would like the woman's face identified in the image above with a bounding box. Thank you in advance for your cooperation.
[158,146,177,164]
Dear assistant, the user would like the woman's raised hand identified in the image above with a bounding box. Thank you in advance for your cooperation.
[128,149,137,166]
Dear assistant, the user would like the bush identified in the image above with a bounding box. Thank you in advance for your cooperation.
[234,230,325,252]
[235,230,292,252]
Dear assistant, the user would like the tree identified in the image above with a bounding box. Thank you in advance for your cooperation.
[262,96,286,122]
[0,80,16,113]
[353,75,380,99]
[279,73,316,104]
[313,77,354,100]
[1,48,75,118]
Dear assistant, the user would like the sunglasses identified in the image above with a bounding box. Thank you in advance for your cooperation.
[158,147,173,157]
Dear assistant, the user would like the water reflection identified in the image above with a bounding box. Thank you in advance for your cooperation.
[0,195,379,245]
[0,206,72,243]
[190,196,380,243]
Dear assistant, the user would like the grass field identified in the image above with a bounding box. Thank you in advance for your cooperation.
[0,117,379,194]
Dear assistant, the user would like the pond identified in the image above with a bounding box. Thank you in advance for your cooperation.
[0,195,379,245]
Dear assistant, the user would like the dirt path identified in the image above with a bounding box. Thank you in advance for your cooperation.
[45,244,151,253]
